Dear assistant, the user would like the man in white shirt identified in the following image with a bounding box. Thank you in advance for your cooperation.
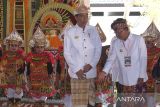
[98,18,148,107]
[64,5,102,107]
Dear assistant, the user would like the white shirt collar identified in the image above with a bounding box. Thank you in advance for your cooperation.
[121,33,132,43]
[75,24,89,32]
[127,33,132,40]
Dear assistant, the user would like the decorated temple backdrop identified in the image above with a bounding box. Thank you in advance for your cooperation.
[1,1,160,107]
[1,0,160,48]
[0,0,91,52]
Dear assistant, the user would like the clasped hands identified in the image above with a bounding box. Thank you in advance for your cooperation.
[76,64,92,79]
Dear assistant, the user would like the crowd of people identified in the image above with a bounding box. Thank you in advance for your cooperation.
[0,4,160,107]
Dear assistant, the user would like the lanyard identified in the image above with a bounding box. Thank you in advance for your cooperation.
[122,40,131,56]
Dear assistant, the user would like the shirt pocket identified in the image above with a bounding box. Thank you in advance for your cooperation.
[71,35,82,49]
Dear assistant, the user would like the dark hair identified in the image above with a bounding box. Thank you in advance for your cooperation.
[111,18,127,30]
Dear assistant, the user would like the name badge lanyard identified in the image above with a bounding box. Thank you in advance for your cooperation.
[122,40,131,57]
[122,40,132,67]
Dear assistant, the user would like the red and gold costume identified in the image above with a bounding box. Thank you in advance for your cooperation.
[26,51,56,98]
[0,49,25,89]
[96,46,114,106]
[0,30,25,103]
[146,46,160,92]
[57,46,71,97]
[26,27,56,98]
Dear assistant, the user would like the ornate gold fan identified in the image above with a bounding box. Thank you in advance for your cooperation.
[27,3,76,52]
[40,11,64,33]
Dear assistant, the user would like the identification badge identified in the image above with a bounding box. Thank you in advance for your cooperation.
[74,36,79,39]
[124,56,131,67]
[120,49,123,52]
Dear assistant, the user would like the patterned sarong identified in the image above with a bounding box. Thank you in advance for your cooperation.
[71,78,96,107]
[117,83,146,107]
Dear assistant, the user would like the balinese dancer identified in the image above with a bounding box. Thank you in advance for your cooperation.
[0,30,25,103]
[144,36,160,107]
[26,27,56,102]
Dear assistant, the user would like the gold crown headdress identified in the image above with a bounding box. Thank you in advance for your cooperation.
[4,30,23,46]
[141,22,160,46]
[29,27,49,48]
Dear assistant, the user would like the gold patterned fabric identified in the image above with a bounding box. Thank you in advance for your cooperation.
[146,47,160,92]
[0,50,25,89]
[118,83,146,107]
[26,52,56,98]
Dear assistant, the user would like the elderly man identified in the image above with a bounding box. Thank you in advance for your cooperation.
[98,18,148,107]
[64,5,102,107]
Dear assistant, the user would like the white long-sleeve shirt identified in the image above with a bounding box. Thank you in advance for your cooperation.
[103,33,148,86]
[64,24,102,79]
[110,60,119,82]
